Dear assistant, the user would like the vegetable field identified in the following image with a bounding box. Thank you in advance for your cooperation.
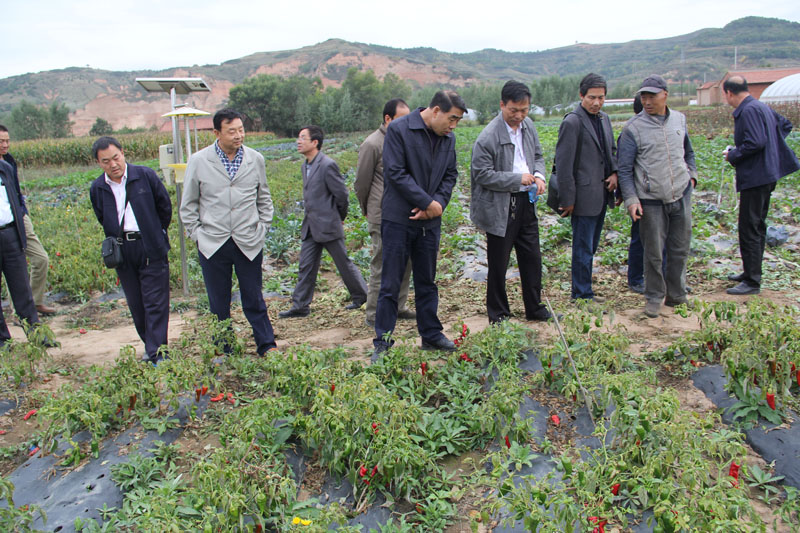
[0,118,799,532]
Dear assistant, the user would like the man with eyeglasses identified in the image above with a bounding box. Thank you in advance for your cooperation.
[279,125,367,318]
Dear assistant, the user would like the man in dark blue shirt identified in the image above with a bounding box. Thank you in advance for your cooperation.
[372,90,466,361]
[723,76,800,295]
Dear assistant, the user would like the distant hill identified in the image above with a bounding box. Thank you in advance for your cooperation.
[1,16,798,136]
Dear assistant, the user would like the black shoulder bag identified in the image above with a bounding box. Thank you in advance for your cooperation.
[101,205,126,268]
[547,113,583,215]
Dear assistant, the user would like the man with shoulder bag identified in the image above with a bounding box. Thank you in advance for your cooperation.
[90,136,172,364]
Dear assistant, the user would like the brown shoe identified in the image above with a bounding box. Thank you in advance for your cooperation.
[36,304,56,315]
[397,309,416,320]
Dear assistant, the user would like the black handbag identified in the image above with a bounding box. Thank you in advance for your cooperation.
[101,206,126,268]
[547,112,583,215]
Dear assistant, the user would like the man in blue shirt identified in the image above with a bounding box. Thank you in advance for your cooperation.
[723,76,799,295]
[372,90,466,361]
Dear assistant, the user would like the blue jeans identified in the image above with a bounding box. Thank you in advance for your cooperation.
[570,205,606,300]
[198,238,276,354]
[374,221,442,349]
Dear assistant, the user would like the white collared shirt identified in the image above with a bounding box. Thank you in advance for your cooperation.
[104,165,140,232]
[0,177,14,226]
[504,120,544,192]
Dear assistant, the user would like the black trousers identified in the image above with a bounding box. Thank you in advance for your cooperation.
[374,220,442,349]
[485,192,545,323]
[198,238,276,355]
[738,182,776,287]
[117,238,170,360]
[0,225,38,343]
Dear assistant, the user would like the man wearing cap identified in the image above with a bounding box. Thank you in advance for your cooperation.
[617,75,697,318]
[723,76,800,295]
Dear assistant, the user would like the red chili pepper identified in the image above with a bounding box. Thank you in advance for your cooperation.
[210,393,225,402]
[766,393,776,410]
[330,383,335,393]
[504,435,511,449]
[690,360,700,367]
[797,369,800,387]
[371,465,378,477]
[729,462,740,480]
[28,446,40,457]
[461,323,468,337]
[550,415,560,426]
[255,525,262,533]
[55,252,61,257]
[23,409,37,421]
[453,338,462,347]
[116,405,122,415]
[420,361,427,376]
[359,465,367,477]
[79,328,87,335]
[635,439,641,446]
[364,479,370,485]
[195,388,202,402]
[459,353,472,362]
[201,385,208,396]
[611,483,620,496]
[227,393,235,405]
[0,430,6,435]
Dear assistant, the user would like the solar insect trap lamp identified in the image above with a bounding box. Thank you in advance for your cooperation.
[135,77,210,296]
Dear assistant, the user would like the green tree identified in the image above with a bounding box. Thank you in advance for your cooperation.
[47,102,73,138]
[8,100,72,139]
[341,68,384,130]
[89,117,113,136]
[228,74,320,136]
[9,101,49,140]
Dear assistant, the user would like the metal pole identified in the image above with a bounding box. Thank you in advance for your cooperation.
[171,88,189,297]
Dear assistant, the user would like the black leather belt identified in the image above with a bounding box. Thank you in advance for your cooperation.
[123,231,142,241]
[0,222,15,230]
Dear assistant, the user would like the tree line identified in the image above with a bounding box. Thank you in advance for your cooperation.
[2,69,645,141]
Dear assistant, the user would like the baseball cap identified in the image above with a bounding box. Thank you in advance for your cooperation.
[637,75,668,94]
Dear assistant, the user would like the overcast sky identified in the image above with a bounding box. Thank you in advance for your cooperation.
[4,0,799,80]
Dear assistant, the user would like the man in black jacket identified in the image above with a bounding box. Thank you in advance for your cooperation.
[90,137,172,363]
[555,73,618,303]
[372,90,466,360]
[0,125,56,315]
[723,76,800,295]
[0,159,49,348]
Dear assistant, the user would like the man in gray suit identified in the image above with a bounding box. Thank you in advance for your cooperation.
[354,98,415,327]
[181,108,278,355]
[555,73,618,302]
[279,125,367,318]
[471,80,550,324]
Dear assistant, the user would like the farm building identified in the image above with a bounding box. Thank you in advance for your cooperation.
[696,67,800,105]
[760,72,800,103]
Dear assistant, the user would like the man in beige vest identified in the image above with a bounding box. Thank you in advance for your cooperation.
[354,99,415,327]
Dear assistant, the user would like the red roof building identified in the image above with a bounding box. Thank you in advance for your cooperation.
[697,67,800,105]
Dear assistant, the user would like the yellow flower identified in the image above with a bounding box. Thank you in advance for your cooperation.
[292,517,301,525]
[300,519,312,526]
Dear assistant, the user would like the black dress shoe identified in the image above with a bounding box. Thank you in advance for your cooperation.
[371,344,389,364]
[397,309,417,320]
[727,272,746,282]
[527,308,553,322]
[278,308,310,318]
[345,301,365,310]
[726,282,760,295]
[628,282,645,294]
[421,337,456,352]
